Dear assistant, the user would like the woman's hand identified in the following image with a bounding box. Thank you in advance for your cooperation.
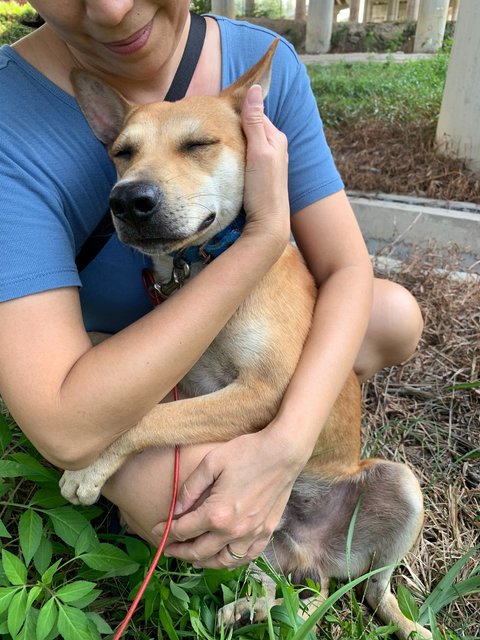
[152,425,309,568]
[240,84,291,255]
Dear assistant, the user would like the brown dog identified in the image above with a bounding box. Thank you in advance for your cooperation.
[60,42,431,639]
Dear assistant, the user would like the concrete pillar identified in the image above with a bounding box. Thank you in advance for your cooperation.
[450,0,460,21]
[413,0,449,52]
[245,0,256,16]
[295,0,307,21]
[365,0,374,22]
[436,0,480,171]
[211,0,235,19]
[306,0,334,53]
[349,0,363,22]
[405,0,420,21]
[386,0,400,21]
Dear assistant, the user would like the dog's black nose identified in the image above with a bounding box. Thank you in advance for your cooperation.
[109,182,163,223]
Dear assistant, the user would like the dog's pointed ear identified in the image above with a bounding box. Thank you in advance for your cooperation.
[71,70,132,146]
[220,39,279,113]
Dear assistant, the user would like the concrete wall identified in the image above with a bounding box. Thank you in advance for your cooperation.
[350,195,480,273]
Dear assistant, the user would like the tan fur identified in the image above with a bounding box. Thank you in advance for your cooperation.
[60,42,431,639]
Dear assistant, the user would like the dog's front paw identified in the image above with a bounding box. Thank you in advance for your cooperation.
[59,467,105,506]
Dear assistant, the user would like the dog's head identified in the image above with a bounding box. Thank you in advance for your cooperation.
[72,40,278,257]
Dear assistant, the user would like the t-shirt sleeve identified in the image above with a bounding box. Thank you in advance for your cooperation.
[0,147,81,302]
[265,40,344,213]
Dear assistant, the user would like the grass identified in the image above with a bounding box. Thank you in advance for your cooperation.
[307,54,449,130]
[0,2,37,44]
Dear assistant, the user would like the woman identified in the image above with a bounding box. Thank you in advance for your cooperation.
[0,1,423,568]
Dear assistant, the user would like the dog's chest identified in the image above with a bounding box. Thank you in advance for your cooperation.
[152,256,269,397]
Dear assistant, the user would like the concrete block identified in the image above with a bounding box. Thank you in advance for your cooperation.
[349,194,480,273]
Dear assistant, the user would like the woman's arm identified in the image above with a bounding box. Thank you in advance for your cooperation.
[0,85,289,470]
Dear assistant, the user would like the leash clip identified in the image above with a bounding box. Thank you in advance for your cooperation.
[152,255,191,300]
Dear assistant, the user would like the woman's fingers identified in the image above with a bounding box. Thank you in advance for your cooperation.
[152,431,303,569]
[240,85,290,245]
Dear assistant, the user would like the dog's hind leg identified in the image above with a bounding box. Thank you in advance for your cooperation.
[354,461,432,639]
[217,564,278,629]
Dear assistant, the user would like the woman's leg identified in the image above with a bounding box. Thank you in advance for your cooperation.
[102,443,218,546]
[354,278,424,382]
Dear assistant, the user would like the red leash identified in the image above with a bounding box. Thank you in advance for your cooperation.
[113,270,181,639]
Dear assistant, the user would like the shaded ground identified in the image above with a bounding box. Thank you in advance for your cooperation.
[361,247,479,636]
[327,120,480,204]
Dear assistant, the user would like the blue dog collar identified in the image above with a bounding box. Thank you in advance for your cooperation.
[172,210,246,265]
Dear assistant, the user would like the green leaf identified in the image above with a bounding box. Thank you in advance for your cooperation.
[85,611,113,635]
[27,584,43,610]
[74,523,98,556]
[0,459,26,477]
[397,584,420,622]
[169,580,190,604]
[36,598,58,640]
[2,548,27,585]
[19,509,43,566]
[0,416,12,452]
[34,536,53,576]
[15,605,39,640]
[79,543,139,576]
[67,588,101,610]
[123,536,151,563]
[10,452,59,483]
[0,586,20,615]
[47,507,92,547]
[0,517,11,538]
[57,603,92,640]
[56,580,96,604]
[29,488,68,509]
[158,602,180,640]
[41,558,62,586]
[7,587,27,638]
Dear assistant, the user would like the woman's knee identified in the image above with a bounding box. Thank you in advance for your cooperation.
[355,278,423,380]
[101,443,217,546]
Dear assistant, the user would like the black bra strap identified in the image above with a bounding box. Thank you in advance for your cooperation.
[76,12,207,272]
[165,12,207,102]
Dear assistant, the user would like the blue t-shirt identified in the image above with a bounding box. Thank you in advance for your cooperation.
[0,17,343,332]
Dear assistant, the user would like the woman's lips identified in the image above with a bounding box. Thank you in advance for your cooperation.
[103,19,154,55]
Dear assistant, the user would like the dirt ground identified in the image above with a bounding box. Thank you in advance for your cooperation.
[361,247,479,635]
[327,120,480,204]
[335,117,480,636]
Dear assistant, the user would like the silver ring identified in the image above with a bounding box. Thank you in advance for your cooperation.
[226,545,247,561]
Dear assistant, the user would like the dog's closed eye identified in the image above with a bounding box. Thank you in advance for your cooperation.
[112,145,136,161]
[181,138,219,153]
